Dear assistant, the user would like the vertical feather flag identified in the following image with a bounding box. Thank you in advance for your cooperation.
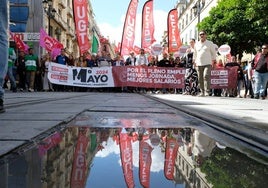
[120,0,139,56]
[139,141,153,188]
[73,0,91,55]
[141,0,155,49]
[119,128,135,188]
[167,9,182,53]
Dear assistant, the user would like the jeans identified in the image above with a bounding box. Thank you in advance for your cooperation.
[254,71,268,97]
[0,1,8,100]
[7,66,17,89]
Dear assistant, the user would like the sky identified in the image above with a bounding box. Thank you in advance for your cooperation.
[91,0,178,46]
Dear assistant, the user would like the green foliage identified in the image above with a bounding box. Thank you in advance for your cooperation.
[198,0,268,59]
[200,147,268,188]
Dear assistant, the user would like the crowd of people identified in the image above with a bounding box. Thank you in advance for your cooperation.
[1,28,268,113]
[3,41,268,99]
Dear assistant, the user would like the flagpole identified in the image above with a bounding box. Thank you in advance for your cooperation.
[141,0,147,48]
[167,9,174,54]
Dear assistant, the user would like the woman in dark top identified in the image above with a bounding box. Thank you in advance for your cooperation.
[182,39,198,95]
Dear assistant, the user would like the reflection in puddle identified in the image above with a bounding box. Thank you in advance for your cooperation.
[0,125,267,188]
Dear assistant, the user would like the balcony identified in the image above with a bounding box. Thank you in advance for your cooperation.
[53,13,68,30]
[58,0,67,9]
[66,7,73,18]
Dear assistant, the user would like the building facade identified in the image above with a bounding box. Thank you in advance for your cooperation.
[9,0,109,59]
[176,0,218,45]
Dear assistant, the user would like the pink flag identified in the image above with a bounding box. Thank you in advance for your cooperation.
[39,28,63,59]
[120,0,139,56]
[141,0,155,49]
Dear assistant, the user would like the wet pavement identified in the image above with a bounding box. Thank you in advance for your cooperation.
[0,91,267,188]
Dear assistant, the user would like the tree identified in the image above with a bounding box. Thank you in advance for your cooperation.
[198,0,268,59]
[246,0,268,36]
[201,147,268,188]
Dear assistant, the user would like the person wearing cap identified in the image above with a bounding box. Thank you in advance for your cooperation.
[193,30,217,96]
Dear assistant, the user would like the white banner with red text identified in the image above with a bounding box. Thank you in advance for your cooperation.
[48,62,238,89]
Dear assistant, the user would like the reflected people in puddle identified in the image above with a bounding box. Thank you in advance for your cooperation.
[0,126,267,188]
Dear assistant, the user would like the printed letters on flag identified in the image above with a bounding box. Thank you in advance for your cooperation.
[10,31,29,52]
[164,138,179,180]
[141,0,155,49]
[39,28,63,59]
[73,0,91,55]
[167,9,182,53]
[71,128,89,188]
[139,141,153,188]
[120,0,139,56]
[119,129,135,188]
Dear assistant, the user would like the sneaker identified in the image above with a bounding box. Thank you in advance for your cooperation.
[28,88,34,92]
[0,99,5,113]
[254,95,259,99]
[261,96,266,100]
[205,92,210,96]
[198,93,204,97]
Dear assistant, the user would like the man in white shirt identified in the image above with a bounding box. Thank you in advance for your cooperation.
[193,31,217,96]
[136,48,148,66]
[135,48,148,93]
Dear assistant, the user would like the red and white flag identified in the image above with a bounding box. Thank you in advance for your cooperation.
[167,9,182,53]
[139,141,153,188]
[120,0,139,56]
[164,137,179,180]
[9,31,29,53]
[141,0,155,49]
[119,128,135,188]
[73,0,91,55]
[71,128,89,188]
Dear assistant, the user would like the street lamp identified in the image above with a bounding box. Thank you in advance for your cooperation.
[192,0,201,37]
[42,0,56,36]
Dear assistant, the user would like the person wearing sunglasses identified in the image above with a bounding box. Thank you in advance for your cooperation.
[251,44,268,99]
[193,30,217,97]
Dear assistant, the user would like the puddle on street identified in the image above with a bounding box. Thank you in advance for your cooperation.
[0,114,267,188]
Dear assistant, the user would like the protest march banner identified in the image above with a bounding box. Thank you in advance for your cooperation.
[48,62,238,89]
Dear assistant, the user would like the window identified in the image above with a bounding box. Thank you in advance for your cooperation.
[67,39,70,48]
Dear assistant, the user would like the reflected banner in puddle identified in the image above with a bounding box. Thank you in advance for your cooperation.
[0,125,267,188]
